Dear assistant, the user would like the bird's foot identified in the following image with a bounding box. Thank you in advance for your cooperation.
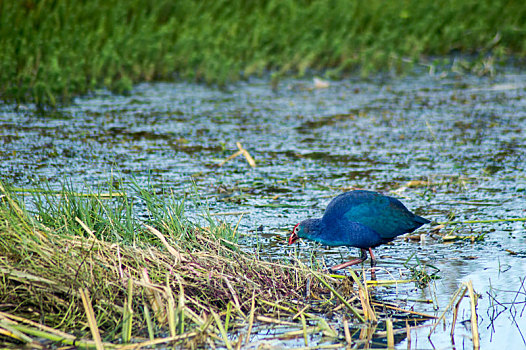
[329,249,370,272]
[329,258,366,272]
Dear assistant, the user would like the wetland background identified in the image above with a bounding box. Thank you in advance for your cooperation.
[1,1,526,349]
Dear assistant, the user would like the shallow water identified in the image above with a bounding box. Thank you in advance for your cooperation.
[1,71,525,348]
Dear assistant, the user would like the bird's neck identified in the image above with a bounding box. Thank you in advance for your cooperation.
[301,218,326,241]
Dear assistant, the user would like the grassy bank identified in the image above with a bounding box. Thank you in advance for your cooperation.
[0,180,444,348]
[0,181,358,347]
[1,0,525,106]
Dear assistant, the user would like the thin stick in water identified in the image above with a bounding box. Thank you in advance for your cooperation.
[466,280,480,349]
[386,318,394,348]
[450,286,467,337]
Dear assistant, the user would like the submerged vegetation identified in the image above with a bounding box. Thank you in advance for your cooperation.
[1,0,526,105]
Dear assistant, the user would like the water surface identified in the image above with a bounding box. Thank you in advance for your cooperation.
[1,71,525,348]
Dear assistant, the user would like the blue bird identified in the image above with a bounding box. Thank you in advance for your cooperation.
[288,190,430,271]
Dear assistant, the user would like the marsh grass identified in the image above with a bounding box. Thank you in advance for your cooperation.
[2,0,526,106]
[404,253,441,289]
[0,180,320,347]
[0,181,440,347]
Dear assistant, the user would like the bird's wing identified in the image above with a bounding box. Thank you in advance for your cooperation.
[322,191,425,239]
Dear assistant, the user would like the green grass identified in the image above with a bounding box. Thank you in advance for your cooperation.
[1,0,525,106]
[0,180,322,347]
[20,179,238,248]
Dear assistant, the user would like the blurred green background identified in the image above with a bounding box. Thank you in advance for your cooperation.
[1,0,525,106]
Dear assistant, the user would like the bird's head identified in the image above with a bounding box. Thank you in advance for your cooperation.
[288,219,321,245]
[288,222,302,245]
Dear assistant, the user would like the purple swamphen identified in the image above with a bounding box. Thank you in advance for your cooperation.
[288,190,430,271]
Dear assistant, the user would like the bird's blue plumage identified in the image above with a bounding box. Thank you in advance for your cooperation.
[296,190,429,249]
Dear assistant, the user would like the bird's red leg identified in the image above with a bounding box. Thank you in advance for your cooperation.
[368,248,377,267]
[329,249,368,271]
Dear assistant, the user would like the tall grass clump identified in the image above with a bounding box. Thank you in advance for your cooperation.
[0,181,337,347]
[1,0,526,106]
[0,181,441,347]
[27,180,236,248]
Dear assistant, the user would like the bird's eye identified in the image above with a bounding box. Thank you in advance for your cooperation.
[294,225,299,233]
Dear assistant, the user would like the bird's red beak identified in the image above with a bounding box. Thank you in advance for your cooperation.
[288,224,300,245]
[288,231,298,245]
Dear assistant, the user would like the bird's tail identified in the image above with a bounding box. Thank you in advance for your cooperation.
[414,215,431,225]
